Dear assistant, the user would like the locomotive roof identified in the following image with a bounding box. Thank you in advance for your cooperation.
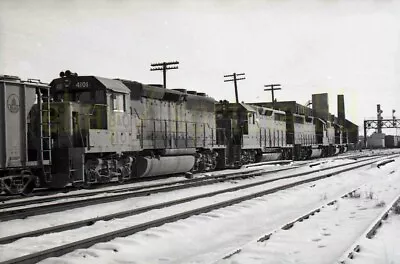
[217,101,286,115]
[94,76,130,94]
[50,75,130,94]
[247,103,286,115]
[240,102,256,112]
[118,79,216,103]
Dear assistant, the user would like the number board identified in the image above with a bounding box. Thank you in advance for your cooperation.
[75,81,90,88]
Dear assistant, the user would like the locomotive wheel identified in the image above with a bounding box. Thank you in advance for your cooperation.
[197,162,206,172]
[72,182,85,189]
[20,180,35,196]
[117,169,125,184]
[82,181,93,189]
[118,176,125,184]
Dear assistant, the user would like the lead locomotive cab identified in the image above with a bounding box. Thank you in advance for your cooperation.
[48,71,134,188]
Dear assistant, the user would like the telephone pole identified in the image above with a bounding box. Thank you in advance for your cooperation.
[264,84,281,109]
[150,61,179,89]
[224,73,246,103]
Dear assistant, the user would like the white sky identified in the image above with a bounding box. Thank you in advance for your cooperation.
[1,0,399,134]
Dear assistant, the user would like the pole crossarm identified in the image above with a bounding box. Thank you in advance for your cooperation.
[150,66,178,71]
[150,61,179,89]
[224,72,246,104]
[263,84,282,109]
[150,61,179,67]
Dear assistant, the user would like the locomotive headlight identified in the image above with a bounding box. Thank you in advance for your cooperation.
[64,78,71,88]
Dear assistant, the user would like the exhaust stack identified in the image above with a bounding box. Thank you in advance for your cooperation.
[337,95,345,126]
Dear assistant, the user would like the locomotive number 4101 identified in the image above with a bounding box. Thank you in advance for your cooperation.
[75,81,89,88]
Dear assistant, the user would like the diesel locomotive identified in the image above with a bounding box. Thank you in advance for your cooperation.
[0,71,357,195]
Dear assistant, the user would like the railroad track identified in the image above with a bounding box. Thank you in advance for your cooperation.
[0,155,385,221]
[0,150,385,204]
[0,150,378,202]
[214,159,400,264]
[0,168,266,203]
[0,166,293,209]
[217,187,364,262]
[0,155,396,264]
[0,173,190,202]
[338,194,400,264]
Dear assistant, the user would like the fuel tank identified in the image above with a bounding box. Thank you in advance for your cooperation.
[260,153,282,161]
[136,155,195,177]
[310,149,322,158]
[160,148,196,156]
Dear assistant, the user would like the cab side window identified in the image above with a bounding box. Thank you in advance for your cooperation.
[112,93,126,112]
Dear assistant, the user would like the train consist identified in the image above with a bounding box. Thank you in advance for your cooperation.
[0,71,359,195]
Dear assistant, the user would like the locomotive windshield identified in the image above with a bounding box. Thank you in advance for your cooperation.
[51,77,107,104]
[52,89,106,104]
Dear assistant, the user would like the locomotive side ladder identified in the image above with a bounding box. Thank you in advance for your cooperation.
[37,86,52,182]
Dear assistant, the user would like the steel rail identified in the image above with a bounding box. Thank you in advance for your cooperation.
[0,155,392,222]
[339,194,400,263]
[219,187,361,261]
[0,155,391,264]
[217,156,400,262]
[0,150,381,203]
[0,151,384,204]
[0,168,270,210]
[0,167,293,221]
[0,159,373,244]
[0,173,205,202]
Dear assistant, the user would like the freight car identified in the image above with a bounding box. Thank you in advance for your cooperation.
[0,75,51,195]
[384,135,400,148]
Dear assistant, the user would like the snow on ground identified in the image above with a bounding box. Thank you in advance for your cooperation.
[0,163,298,210]
[0,158,372,261]
[0,157,367,240]
[3,154,382,214]
[349,211,400,264]
[0,167,291,213]
[16,157,398,264]
[218,159,400,264]
[0,148,389,204]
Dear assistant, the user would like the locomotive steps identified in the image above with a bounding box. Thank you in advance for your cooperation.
[0,154,397,264]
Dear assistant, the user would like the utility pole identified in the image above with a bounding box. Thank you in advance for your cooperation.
[264,84,281,109]
[150,61,179,89]
[377,104,383,133]
[393,109,397,136]
[224,73,246,103]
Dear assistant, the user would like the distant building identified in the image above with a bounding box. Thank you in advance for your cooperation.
[367,132,386,149]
